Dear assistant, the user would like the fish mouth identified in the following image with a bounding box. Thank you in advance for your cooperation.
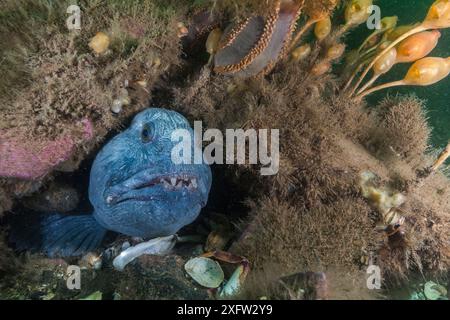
[134,174,200,191]
[104,170,206,206]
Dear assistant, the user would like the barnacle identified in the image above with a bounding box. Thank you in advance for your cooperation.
[213,0,304,78]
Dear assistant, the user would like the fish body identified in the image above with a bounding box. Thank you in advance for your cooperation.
[11,108,212,257]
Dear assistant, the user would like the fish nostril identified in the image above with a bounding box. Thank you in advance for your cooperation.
[106,195,116,205]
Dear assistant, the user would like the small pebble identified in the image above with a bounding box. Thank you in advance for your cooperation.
[111,100,123,114]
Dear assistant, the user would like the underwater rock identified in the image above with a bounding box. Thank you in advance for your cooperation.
[118,255,208,300]
[279,272,329,300]
[79,291,103,300]
[0,119,94,181]
[0,254,209,300]
[23,182,79,213]
[0,257,68,300]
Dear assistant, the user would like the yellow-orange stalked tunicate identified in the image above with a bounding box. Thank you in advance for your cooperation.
[357,16,398,53]
[314,17,332,41]
[206,28,223,55]
[326,43,346,61]
[356,57,450,98]
[312,61,331,76]
[373,48,397,75]
[89,32,110,54]
[380,16,399,31]
[291,44,312,62]
[384,24,420,42]
[396,30,441,63]
[404,57,450,85]
[345,0,373,26]
[354,1,450,98]
[177,22,189,38]
[424,0,450,28]
[355,47,397,95]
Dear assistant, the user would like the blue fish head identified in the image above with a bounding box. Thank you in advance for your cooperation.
[89,108,212,238]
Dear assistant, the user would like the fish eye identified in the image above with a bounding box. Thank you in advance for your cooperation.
[141,123,154,143]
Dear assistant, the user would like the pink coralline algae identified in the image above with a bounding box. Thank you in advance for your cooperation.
[0,119,94,181]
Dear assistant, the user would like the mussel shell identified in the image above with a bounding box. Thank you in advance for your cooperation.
[214,2,299,78]
[214,16,266,68]
[424,281,447,300]
[185,257,225,288]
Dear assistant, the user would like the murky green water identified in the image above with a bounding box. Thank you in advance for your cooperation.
[345,0,450,150]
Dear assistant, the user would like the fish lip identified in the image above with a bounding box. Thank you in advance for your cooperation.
[104,169,207,206]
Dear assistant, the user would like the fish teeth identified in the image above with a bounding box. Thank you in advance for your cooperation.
[170,178,177,186]
[191,178,198,189]
[176,180,183,188]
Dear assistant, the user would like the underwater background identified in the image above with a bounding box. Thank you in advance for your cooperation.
[0,0,448,300]
[348,0,450,150]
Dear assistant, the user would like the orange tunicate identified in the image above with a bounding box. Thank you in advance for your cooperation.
[373,48,397,75]
[326,44,346,61]
[291,44,312,62]
[89,32,110,54]
[404,57,450,86]
[345,0,373,26]
[424,0,450,29]
[314,17,332,41]
[396,30,441,63]
[312,61,331,76]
